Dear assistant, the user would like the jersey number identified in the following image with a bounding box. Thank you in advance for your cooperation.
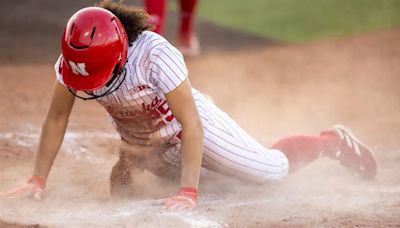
[68,61,89,76]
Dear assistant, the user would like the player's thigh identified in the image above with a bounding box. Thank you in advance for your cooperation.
[202,112,289,181]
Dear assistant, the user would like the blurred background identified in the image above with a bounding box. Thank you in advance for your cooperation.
[1,0,400,63]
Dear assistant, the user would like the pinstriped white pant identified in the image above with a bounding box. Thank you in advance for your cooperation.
[162,90,289,182]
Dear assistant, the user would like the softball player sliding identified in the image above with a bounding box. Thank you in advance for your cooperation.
[1,1,377,211]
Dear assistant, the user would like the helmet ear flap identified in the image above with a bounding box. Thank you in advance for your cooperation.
[105,63,121,88]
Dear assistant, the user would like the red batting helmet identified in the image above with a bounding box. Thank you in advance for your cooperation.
[60,7,128,91]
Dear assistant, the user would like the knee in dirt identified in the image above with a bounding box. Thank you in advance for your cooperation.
[109,150,146,198]
[110,160,135,197]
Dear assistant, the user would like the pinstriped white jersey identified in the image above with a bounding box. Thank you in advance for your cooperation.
[55,31,289,181]
[56,31,208,146]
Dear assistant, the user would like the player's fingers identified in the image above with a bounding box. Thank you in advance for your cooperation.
[164,200,180,210]
[163,198,174,210]
[177,202,195,212]
[165,202,180,211]
[163,198,174,208]
[173,204,187,212]
[170,204,194,212]
[0,191,7,198]
[3,185,32,198]
[1,190,21,198]
[167,201,190,212]
[4,189,27,198]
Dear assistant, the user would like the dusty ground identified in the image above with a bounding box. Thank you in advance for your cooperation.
[1,1,400,227]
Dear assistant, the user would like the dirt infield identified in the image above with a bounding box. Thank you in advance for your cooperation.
[1,1,400,227]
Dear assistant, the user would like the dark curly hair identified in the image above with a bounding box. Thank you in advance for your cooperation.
[96,0,153,46]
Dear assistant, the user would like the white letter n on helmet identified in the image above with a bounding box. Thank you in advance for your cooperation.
[68,61,89,76]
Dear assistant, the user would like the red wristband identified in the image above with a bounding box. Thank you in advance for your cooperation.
[28,175,46,189]
[180,187,197,194]
[179,187,198,202]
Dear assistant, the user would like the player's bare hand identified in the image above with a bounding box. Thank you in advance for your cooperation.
[164,187,198,211]
[0,175,45,200]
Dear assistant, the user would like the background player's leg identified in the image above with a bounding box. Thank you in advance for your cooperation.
[178,0,200,56]
[179,0,197,38]
[144,0,166,34]
[271,134,339,173]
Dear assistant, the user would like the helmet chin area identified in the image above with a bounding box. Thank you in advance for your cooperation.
[67,68,127,100]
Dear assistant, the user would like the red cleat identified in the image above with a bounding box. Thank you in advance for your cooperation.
[322,125,378,179]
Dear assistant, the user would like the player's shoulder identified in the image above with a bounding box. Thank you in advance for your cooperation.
[127,31,171,64]
[141,30,167,43]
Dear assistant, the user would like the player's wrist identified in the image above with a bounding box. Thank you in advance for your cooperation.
[28,175,46,189]
[180,187,197,193]
[179,187,198,203]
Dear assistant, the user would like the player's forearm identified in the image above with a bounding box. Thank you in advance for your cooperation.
[33,116,69,181]
[180,119,204,189]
